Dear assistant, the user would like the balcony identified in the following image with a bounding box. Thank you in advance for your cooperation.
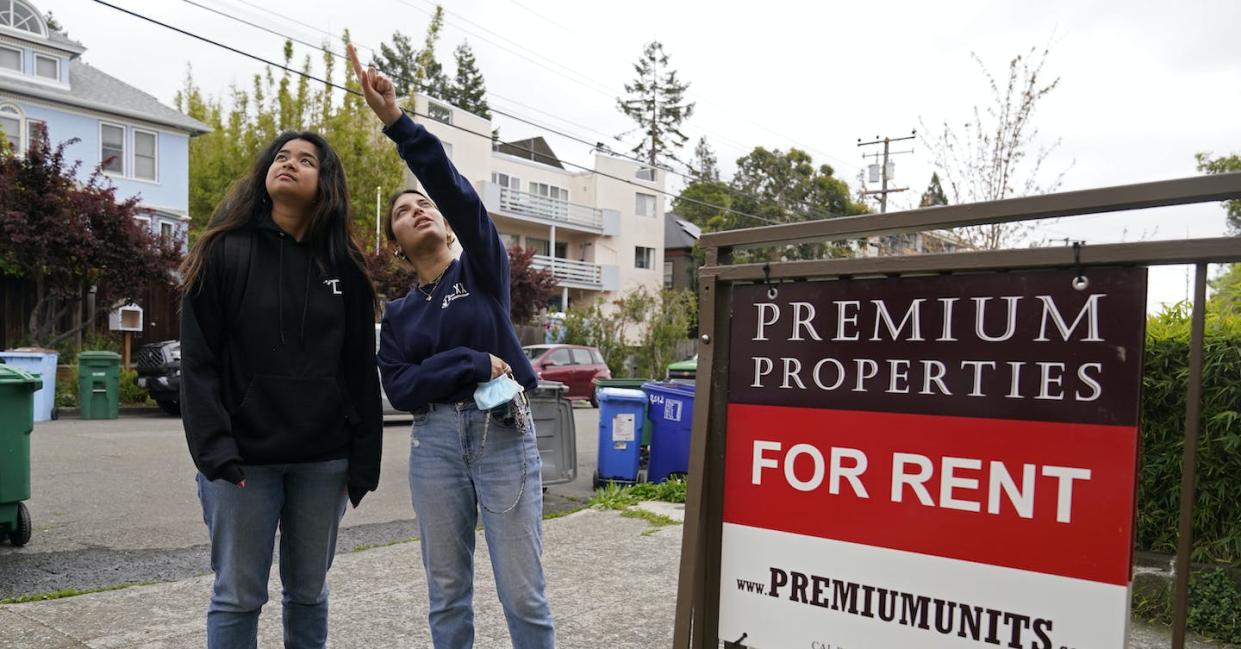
[479,181,619,235]
[530,256,619,291]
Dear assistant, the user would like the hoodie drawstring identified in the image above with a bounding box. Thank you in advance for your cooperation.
[278,233,286,346]
[300,261,312,346]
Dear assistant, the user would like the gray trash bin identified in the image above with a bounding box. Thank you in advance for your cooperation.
[528,381,576,486]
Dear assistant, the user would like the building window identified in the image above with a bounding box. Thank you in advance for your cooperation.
[25,118,44,151]
[33,54,58,81]
[635,192,656,217]
[0,103,21,152]
[160,221,173,243]
[100,123,124,175]
[134,215,151,231]
[0,0,47,37]
[427,100,452,124]
[527,237,550,256]
[529,182,568,202]
[498,233,518,249]
[492,172,521,191]
[0,45,20,72]
[134,129,157,181]
[554,241,567,259]
[635,246,655,270]
[636,166,656,181]
[663,260,674,288]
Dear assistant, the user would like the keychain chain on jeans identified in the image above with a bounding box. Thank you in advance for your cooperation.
[477,392,531,515]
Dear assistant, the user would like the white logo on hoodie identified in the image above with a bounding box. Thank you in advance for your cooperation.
[442,283,470,309]
[324,279,342,295]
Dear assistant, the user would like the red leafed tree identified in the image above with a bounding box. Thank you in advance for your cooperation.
[363,249,418,303]
[0,138,182,346]
[508,245,557,324]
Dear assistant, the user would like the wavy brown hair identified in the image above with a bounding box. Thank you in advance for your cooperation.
[180,131,373,305]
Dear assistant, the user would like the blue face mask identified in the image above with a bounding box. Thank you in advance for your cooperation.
[474,373,524,411]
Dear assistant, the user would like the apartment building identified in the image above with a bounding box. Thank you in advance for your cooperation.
[403,94,666,312]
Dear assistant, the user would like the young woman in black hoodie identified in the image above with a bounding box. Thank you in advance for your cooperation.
[179,131,382,649]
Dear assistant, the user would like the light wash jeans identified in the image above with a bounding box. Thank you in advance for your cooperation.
[409,398,555,649]
[197,458,348,649]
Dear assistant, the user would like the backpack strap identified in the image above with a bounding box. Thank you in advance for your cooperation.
[221,230,253,318]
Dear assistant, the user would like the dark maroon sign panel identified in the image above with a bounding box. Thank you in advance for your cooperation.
[728,267,1147,426]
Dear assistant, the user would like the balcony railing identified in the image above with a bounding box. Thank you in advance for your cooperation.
[498,187,603,230]
[530,255,602,289]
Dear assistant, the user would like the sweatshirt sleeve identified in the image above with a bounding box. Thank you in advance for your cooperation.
[179,242,245,485]
[382,112,511,305]
[377,305,492,412]
[341,263,383,507]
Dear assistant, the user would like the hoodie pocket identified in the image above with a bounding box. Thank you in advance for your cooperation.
[233,375,347,462]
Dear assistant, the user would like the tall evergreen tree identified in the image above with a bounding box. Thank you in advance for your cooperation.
[372,30,418,98]
[449,40,490,118]
[689,136,718,181]
[415,6,452,100]
[617,41,695,167]
[919,172,949,207]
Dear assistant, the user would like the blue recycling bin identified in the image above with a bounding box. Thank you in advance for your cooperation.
[642,382,696,483]
[0,351,59,422]
[594,387,648,488]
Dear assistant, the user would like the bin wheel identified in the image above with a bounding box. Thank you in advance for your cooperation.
[9,502,31,547]
[157,400,182,417]
[50,407,59,421]
[592,470,602,490]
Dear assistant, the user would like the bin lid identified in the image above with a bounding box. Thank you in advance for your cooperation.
[79,351,122,362]
[642,381,696,396]
[0,364,42,391]
[533,380,568,395]
[598,387,647,402]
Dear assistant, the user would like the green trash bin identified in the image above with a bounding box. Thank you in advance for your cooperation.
[0,364,41,546]
[593,378,655,446]
[79,351,122,420]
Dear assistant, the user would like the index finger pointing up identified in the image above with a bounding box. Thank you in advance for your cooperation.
[346,43,366,86]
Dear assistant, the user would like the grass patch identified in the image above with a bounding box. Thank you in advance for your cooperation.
[1131,568,1241,644]
[0,580,158,605]
[351,536,418,553]
[587,477,687,511]
[621,508,681,536]
[543,505,587,521]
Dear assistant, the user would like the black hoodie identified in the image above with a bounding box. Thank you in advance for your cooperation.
[180,214,382,506]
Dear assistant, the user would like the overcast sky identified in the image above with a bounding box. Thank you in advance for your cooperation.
[44,0,1241,310]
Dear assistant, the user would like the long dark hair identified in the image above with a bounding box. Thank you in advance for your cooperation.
[180,131,373,305]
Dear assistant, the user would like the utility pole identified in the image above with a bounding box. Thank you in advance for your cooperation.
[857,131,915,213]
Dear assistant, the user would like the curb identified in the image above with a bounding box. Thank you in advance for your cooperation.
[55,405,167,419]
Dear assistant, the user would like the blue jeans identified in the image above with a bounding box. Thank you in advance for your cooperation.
[409,399,555,649]
[197,459,349,649]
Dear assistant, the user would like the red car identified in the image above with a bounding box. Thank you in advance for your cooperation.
[523,344,611,406]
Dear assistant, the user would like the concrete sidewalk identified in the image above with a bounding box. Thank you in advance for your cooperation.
[0,509,678,648]
[0,506,1226,649]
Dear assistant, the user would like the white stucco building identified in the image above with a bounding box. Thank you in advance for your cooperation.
[405,94,666,312]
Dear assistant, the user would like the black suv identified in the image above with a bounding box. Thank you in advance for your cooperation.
[134,340,181,416]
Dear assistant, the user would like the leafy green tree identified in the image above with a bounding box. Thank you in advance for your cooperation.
[672,180,732,232]
[448,40,490,118]
[176,36,404,244]
[919,172,949,207]
[1196,152,1241,235]
[1210,263,1241,317]
[617,41,695,167]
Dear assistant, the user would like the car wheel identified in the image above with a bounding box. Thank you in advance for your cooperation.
[157,400,181,417]
[10,502,31,547]
[590,391,599,409]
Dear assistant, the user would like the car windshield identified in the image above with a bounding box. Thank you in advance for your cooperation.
[523,346,550,361]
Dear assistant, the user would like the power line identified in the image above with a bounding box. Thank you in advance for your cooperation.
[173,0,842,222]
[92,0,783,227]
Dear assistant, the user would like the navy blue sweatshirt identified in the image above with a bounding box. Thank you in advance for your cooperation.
[180,215,383,506]
[377,112,537,410]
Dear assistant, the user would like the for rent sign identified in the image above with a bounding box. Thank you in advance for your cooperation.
[718,267,1147,649]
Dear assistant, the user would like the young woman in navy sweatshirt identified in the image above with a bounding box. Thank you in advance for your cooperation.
[179,130,382,648]
[349,45,555,648]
